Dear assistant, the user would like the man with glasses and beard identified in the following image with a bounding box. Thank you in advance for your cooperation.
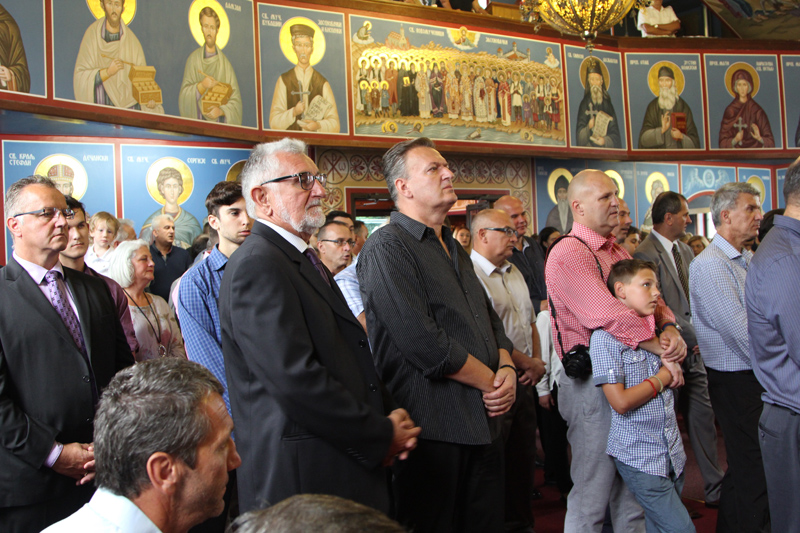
[219,139,419,516]
[638,66,700,149]
[576,58,621,148]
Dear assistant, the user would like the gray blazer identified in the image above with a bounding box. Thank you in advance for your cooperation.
[634,234,698,348]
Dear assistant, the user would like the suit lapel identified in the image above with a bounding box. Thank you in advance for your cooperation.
[255,224,363,329]
[650,237,681,293]
[65,268,92,360]
[5,258,81,349]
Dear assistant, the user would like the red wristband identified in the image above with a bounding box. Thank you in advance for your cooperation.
[645,378,658,398]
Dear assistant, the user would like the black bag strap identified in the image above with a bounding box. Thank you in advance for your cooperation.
[546,234,604,357]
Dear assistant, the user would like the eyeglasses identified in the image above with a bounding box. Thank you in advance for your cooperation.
[13,207,75,220]
[319,238,356,248]
[260,172,327,191]
[484,227,517,238]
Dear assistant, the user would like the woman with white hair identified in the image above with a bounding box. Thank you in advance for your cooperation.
[107,239,186,361]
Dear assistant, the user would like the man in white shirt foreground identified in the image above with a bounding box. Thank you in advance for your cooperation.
[44,358,241,533]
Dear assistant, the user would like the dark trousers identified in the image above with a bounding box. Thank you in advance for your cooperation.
[189,469,238,533]
[707,368,770,533]
[0,484,94,533]
[393,437,505,533]
[759,402,800,533]
[539,383,573,495]
[503,386,536,531]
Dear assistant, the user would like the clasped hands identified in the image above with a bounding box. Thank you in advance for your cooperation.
[52,442,95,486]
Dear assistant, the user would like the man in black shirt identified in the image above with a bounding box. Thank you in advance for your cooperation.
[495,194,548,315]
[148,214,192,301]
[359,137,516,533]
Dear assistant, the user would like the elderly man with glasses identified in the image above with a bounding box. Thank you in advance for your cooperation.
[219,138,420,516]
[0,175,134,532]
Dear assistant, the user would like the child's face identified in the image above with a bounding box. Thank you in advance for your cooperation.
[617,269,660,316]
[91,221,115,248]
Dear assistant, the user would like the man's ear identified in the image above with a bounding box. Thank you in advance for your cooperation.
[146,452,181,497]
[207,214,220,232]
[6,216,22,239]
[395,178,413,200]
[251,186,272,217]
[571,200,583,217]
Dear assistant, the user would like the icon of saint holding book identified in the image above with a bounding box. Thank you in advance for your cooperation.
[638,62,700,149]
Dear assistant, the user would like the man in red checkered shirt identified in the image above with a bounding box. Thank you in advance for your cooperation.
[545,169,687,533]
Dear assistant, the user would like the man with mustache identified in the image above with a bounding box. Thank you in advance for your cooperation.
[269,24,340,132]
[179,6,243,125]
[575,58,621,148]
[219,139,419,515]
[638,66,700,149]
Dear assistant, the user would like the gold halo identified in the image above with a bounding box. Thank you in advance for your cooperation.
[145,157,194,205]
[747,175,766,200]
[579,57,610,91]
[547,168,574,205]
[647,61,685,97]
[188,0,230,50]
[724,62,760,99]
[645,172,669,204]
[605,169,625,199]
[279,17,326,67]
[87,0,136,25]
[226,160,246,182]
[34,154,89,201]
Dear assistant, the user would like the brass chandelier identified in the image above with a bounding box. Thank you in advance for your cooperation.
[537,0,638,49]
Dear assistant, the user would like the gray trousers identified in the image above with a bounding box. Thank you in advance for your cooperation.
[675,351,724,501]
[558,375,645,533]
[759,402,800,533]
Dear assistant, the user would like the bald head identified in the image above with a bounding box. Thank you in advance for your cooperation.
[569,169,620,237]
[493,195,529,237]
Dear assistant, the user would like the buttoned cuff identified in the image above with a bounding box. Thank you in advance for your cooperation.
[45,442,63,468]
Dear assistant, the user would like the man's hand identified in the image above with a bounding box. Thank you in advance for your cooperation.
[733,129,745,146]
[671,128,684,140]
[539,393,554,410]
[588,117,595,130]
[658,326,687,363]
[661,112,671,134]
[297,119,321,131]
[517,356,545,386]
[662,361,684,388]
[482,367,516,417]
[52,442,95,485]
[106,58,123,77]
[751,123,763,143]
[292,101,305,117]
[594,136,606,146]
[384,409,421,466]
[200,75,218,91]
[205,106,224,120]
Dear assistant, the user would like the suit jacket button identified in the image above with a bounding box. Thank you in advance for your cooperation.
[359,339,367,348]
[369,384,377,392]
[85,418,92,423]
[83,375,91,383]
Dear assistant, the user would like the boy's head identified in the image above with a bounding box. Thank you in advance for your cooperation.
[89,211,120,248]
[607,259,660,316]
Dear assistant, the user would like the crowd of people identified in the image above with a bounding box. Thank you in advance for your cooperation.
[2,137,800,533]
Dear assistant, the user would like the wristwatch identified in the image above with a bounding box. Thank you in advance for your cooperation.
[660,321,682,333]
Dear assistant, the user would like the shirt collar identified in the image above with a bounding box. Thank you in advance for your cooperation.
[774,214,800,235]
[207,245,229,272]
[258,219,308,254]
[470,249,512,276]
[13,252,64,285]
[150,243,173,257]
[711,234,752,264]
[651,228,677,252]
[570,222,616,252]
[390,211,438,241]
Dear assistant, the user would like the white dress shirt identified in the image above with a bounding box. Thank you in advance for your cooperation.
[42,488,162,533]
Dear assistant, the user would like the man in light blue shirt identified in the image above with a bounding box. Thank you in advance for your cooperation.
[690,182,768,532]
[747,161,800,532]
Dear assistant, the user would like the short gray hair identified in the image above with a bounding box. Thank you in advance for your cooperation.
[785,159,800,207]
[240,138,308,218]
[94,358,224,499]
[710,182,760,226]
[106,239,149,289]
[4,175,59,222]
[151,214,174,231]
[382,137,436,203]
[115,219,136,243]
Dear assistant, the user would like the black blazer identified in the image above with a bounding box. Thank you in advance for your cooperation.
[219,222,394,513]
[0,258,134,508]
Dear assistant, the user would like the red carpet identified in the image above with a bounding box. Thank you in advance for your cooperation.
[532,414,724,532]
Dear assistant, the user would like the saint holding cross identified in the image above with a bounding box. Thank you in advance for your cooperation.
[718,66,774,148]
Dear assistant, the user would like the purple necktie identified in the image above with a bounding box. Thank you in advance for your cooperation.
[304,248,331,286]
[45,270,87,354]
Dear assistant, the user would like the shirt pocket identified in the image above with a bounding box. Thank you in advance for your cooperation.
[620,350,648,386]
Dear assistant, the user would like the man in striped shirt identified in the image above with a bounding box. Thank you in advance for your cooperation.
[545,169,686,533]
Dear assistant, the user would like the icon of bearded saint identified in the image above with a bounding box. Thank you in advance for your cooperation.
[575,58,621,148]
[545,175,573,234]
[638,65,701,149]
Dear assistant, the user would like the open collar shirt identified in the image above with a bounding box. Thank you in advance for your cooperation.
[544,222,674,359]
[746,215,800,413]
[690,235,752,372]
[358,211,513,445]
[42,487,161,533]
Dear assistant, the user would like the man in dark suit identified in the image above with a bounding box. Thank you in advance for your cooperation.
[219,139,419,515]
[0,176,134,532]
[634,190,724,506]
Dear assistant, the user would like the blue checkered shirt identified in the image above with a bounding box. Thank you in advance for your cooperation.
[690,235,753,372]
[590,329,686,478]
[334,256,363,318]
[177,246,231,416]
